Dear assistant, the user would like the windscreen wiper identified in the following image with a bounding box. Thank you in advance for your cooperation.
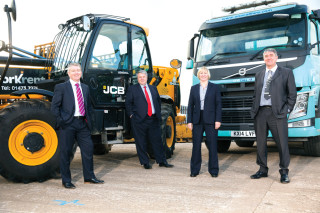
[204,51,246,66]
[249,44,300,61]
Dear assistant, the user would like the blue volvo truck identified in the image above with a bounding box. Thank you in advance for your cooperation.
[187,2,320,156]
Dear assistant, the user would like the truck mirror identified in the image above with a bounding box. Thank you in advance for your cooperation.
[309,9,320,21]
[82,16,91,32]
[187,34,199,60]
[10,0,16,21]
[170,59,182,69]
[186,59,194,69]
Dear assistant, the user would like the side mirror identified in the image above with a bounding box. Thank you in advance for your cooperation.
[309,9,320,21]
[186,59,194,69]
[4,0,16,21]
[187,34,199,60]
[82,16,91,32]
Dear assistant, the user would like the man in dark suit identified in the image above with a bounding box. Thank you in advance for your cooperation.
[250,48,297,183]
[125,70,173,169]
[51,63,104,189]
[187,67,222,177]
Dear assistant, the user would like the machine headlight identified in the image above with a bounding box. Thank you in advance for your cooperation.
[288,93,309,120]
[288,119,311,128]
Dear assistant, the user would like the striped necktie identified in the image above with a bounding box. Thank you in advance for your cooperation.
[264,70,272,100]
[75,83,85,116]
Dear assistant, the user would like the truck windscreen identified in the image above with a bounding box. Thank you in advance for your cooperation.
[196,14,306,62]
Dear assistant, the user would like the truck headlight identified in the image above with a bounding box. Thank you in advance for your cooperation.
[288,119,311,127]
[288,93,308,120]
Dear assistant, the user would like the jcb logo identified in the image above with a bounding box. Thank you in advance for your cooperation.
[103,86,125,94]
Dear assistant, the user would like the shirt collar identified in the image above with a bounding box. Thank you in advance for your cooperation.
[265,64,278,73]
[140,84,148,89]
[70,79,80,87]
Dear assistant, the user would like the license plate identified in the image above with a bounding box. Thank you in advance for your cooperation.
[231,131,256,137]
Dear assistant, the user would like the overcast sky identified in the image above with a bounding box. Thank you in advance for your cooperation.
[0,0,319,104]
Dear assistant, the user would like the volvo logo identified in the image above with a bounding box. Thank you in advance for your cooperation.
[239,68,247,76]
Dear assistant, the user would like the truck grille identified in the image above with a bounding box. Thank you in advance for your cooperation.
[221,96,254,124]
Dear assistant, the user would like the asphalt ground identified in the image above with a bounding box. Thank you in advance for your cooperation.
[0,142,319,213]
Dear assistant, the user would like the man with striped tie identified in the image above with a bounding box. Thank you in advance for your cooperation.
[250,49,297,184]
[51,63,104,189]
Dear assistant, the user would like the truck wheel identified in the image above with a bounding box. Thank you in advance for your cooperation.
[304,136,320,157]
[235,141,254,147]
[0,100,59,182]
[92,135,112,155]
[161,104,176,158]
[217,140,231,153]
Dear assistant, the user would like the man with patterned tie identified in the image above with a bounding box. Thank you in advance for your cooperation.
[125,70,173,169]
[51,63,104,189]
[250,48,297,183]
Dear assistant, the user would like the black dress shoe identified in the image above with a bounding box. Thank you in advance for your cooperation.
[143,164,152,169]
[250,171,268,179]
[211,174,218,178]
[190,173,198,177]
[159,162,174,168]
[84,178,104,184]
[62,182,76,189]
[280,174,290,183]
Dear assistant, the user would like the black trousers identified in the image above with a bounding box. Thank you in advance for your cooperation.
[191,111,219,175]
[59,117,95,183]
[131,116,166,165]
[254,107,290,175]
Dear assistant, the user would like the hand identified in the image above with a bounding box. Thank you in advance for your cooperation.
[187,123,193,130]
[215,122,221,130]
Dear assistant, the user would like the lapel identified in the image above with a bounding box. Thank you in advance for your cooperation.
[257,69,265,95]
[148,85,155,104]
[204,82,212,102]
[195,84,201,109]
[272,66,280,81]
[138,84,148,103]
[66,81,75,109]
[80,83,87,107]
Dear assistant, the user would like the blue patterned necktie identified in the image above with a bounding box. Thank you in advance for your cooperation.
[264,70,272,100]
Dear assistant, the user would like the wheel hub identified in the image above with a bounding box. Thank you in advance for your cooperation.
[23,132,45,153]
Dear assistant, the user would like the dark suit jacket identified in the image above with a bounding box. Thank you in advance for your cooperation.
[251,66,297,119]
[187,82,222,125]
[125,84,161,123]
[51,80,93,130]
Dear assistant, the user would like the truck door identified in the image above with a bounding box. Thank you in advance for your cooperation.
[83,23,129,108]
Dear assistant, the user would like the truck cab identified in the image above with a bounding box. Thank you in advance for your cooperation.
[187,2,320,156]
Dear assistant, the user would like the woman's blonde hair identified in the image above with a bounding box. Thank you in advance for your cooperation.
[197,66,211,79]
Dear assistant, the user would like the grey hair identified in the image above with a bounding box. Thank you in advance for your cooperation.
[68,63,81,72]
[137,70,148,76]
[263,48,278,57]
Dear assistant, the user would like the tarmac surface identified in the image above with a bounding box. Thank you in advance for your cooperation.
[0,142,319,213]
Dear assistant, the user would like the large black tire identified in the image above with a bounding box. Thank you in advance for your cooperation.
[0,100,59,183]
[217,140,231,153]
[304,136,320,157]
[161,104,176,158]
[235,141,254,147]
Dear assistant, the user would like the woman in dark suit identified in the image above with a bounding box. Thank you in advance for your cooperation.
[187,66,222,177]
